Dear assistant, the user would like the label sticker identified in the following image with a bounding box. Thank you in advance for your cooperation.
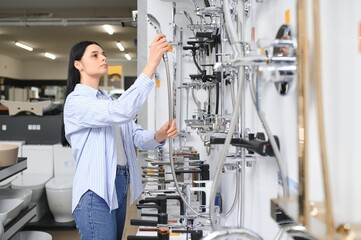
[285,9,291,25]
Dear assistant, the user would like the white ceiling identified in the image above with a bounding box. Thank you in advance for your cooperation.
[0,0,138,63]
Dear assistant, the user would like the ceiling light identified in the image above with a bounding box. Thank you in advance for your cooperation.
[44,52,56,60]
[116,42,125,51]
[124,53,131,61]
[15,41,33,51]
[103,24,114,35]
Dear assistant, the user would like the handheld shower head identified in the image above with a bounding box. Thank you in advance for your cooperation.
[146,13,168,62]
[183,11,194,25]
[146,13,162,34]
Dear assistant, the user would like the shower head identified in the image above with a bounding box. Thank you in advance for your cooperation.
[146,13,162,34]
[183,11,194,25]
[146,13,168,62]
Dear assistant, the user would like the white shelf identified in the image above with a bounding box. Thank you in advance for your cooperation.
[4,204,36,240]
[0,158,27,181]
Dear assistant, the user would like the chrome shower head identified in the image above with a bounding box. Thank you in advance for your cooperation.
[183,11,194,25]
[146,13,162,34]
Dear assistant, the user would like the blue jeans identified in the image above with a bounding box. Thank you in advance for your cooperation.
[73,165,129,240]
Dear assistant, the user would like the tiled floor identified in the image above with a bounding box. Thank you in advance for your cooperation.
[44,190,138,240]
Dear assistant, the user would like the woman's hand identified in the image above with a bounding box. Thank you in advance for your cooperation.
[142,34,169,78]
[154,119,178,143]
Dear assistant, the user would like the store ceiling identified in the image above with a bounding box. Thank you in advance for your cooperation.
[0,0,138,63]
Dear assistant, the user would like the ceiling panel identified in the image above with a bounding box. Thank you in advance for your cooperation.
[0,0,136,9]
[0,0,137,63]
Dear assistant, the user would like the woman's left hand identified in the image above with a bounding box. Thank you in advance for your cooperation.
[155,119,178,143]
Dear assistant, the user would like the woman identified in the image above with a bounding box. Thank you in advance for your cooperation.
[61,34,177,239]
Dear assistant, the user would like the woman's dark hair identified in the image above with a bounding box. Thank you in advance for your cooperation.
[61,41,101,146]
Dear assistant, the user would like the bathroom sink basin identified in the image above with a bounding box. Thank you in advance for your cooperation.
[0,144,19,167]
[0,222,3,240]
[0,188,32,210]
[11,231,52,240]
[0,175,18,188]
[0,199,24,226]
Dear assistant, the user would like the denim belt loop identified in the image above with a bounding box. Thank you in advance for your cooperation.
[116,164,129,176]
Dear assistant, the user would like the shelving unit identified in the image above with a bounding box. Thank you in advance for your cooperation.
[0,158,27,181]
[0,158,37,240]
[24,212,76,230]
[3,204,36,240]
[271,198,361,239]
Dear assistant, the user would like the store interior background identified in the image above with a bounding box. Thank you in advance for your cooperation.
[0,0,138,80]
[0,0,361,239]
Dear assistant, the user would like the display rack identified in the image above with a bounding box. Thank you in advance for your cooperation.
[271,198,361,239]
[0,158,27,181]
[24,212,76,230]
[0,158,37,240]
[3,204,36,240]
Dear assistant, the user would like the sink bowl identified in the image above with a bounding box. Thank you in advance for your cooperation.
[0,188,32,210]
[0,199,24,226]
[11,231,52,240]
[0,222,3,240]
[0,175,18,189]
[0,144,18,167]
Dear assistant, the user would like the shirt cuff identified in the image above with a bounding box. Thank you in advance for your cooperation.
[151,130,166,148]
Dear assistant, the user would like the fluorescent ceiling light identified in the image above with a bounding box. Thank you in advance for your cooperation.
[103,24,114,35]
[124,53,131,60]
[44,52,56,60]
[15,41,33,51]
[116,42,125,51]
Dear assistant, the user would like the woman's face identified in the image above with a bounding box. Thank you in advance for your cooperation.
[76,44,108,78]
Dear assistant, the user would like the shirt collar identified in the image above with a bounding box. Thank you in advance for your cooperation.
[74,84,112,100]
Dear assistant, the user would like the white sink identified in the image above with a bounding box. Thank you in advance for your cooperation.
[11,231,52,240]
[0,199,24,226]
[0,222,3,240]
[0,144,18,167]
[0,188,32,210]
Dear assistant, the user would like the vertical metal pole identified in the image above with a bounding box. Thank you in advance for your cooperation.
[178,28,184,149]
[220,15,225,118]
[172,2,177,121]
[312,0,335,233]
[297,0,310,227]
[239,2,246,228]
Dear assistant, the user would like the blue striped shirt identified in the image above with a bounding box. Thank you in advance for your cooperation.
[64,73,164,212]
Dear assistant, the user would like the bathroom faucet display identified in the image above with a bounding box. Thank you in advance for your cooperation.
[172,229,203,240]
[209,134,280,157]
[127,226,170,240]
[136,195,167,214]
[130,212,168,227]
[137,194,185,216]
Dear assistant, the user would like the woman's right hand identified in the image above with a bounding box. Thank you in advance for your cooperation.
[142,34,169,78]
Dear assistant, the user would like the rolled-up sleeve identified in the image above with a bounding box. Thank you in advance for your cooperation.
[132,121,165,150]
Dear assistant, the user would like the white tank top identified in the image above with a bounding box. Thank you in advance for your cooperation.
[115,126,127,166]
